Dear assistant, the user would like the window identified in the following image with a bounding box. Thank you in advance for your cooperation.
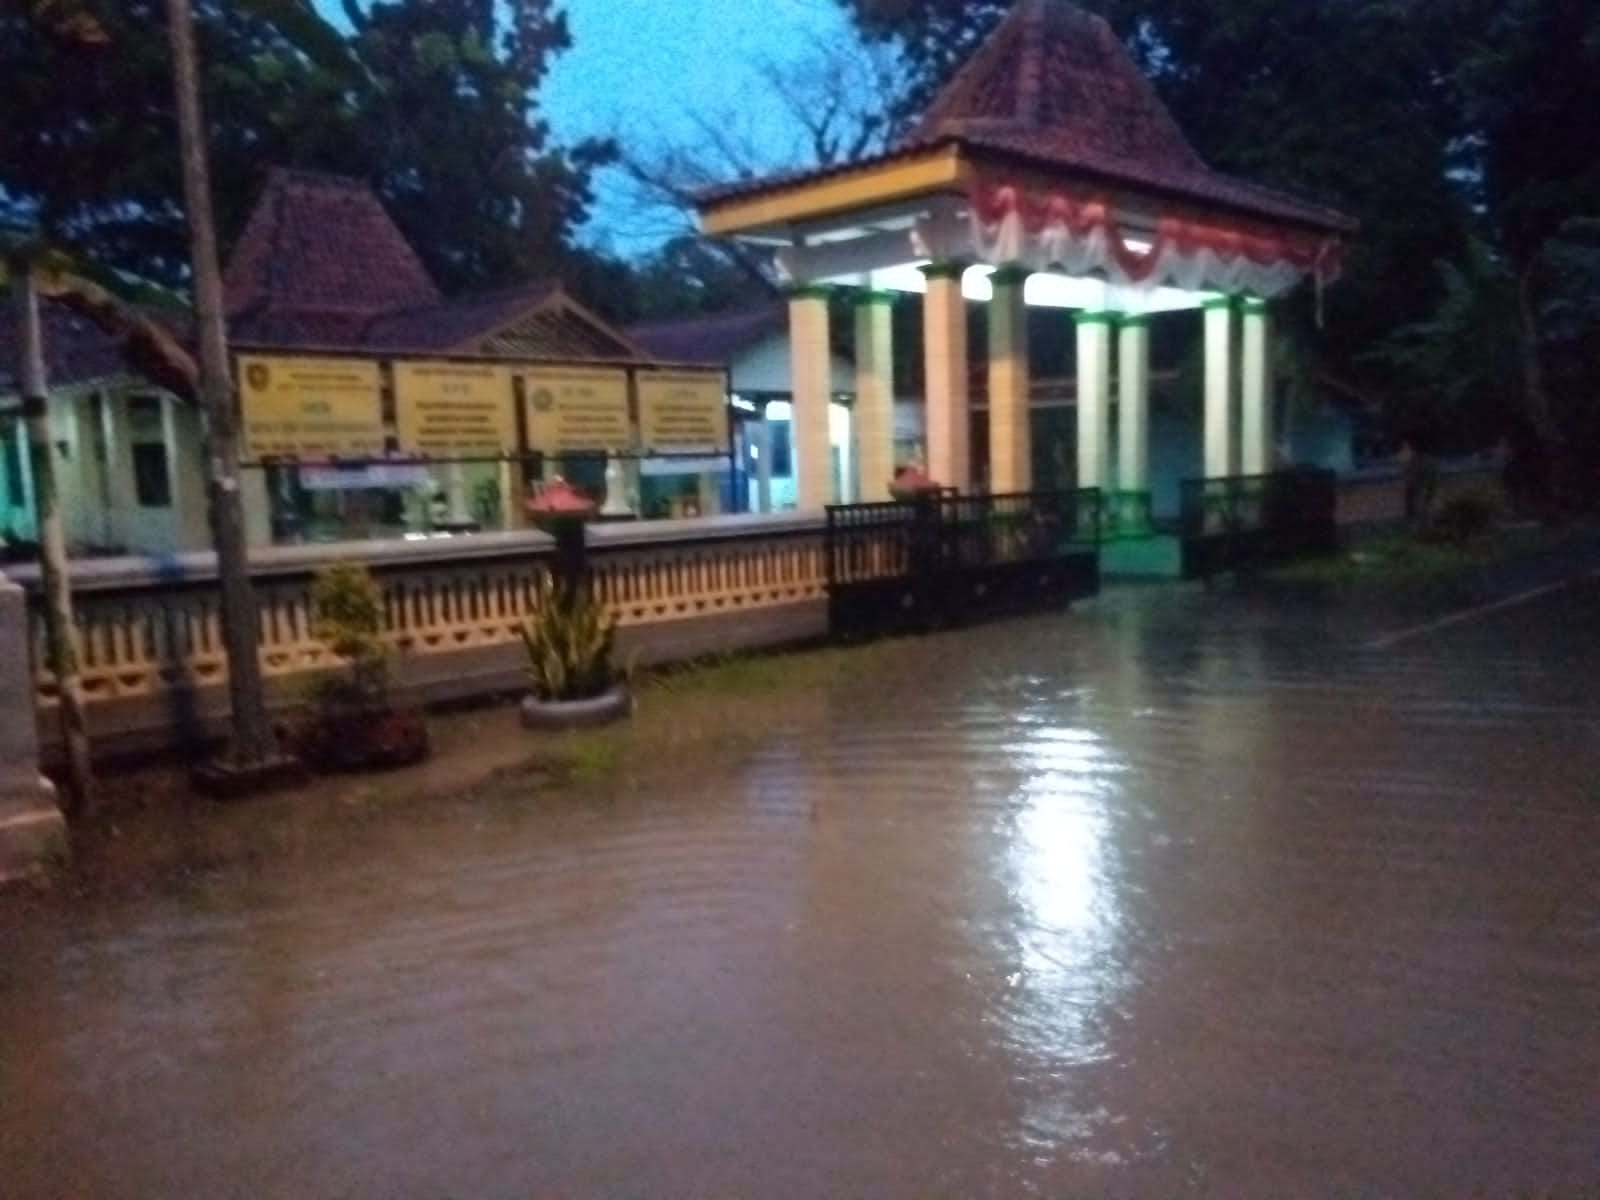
[132,443,171,508]
[127,396,171,508]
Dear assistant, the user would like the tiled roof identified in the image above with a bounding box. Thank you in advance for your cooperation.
[360,282,561,352]
[907,1,1352,231]
[0,297,144,393]
[702,0,1354,235]
[626,303,788,366]
[909,1,1203,175]
[225,167,441,346]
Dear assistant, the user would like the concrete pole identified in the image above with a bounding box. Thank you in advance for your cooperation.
[787,286,835,510]
[987,266,1031,494]
[1203,296,1237,479]
[853,291,896,502]
[1117,314,1151,528]
[1074,311,1114,490]
[1240,296,1274,475]
[922,262,970,490]
[0,570,68,884]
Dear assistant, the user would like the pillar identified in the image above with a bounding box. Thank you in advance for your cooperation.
[1203,296,1237,479]
[752,414,773,513]
[987,266,1031,494]
[1117,314,1151,529]
[922,262,969,490]
[0,570,68,884]
[787,285,835,510]
[1240,296,1274,475]
[853,290,896,502]
[1074,310,1114,490]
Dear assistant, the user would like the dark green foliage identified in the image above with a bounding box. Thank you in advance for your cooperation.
[0,0,609,296]
[1423,489,1500,546]
[308,562,389,709]
[520,573,622,702]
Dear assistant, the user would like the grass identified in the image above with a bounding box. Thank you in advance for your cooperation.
[1268,522,1562,588]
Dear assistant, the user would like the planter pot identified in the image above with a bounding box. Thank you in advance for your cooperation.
[519,683,632,731]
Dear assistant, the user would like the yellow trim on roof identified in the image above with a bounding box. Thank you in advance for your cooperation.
[700,147,966,236]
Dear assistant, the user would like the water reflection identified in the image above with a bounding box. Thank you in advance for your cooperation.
[999,721,1141,1163]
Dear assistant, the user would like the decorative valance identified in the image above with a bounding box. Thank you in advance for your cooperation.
[969,183,1344,299]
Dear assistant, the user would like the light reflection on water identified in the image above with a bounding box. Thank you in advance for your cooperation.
[999,720,1142,1162]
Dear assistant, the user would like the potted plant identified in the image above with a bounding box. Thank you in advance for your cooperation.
[288,562,430,771]
[889,463,943,501]
[518,571,632,729]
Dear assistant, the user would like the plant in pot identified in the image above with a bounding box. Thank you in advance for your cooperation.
[290,562,430,771]
[889,463,943,501]
[518,571,631,730]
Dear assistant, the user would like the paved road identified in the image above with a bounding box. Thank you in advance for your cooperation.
[3,570,1598,1197]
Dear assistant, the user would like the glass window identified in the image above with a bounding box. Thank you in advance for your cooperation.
[132,442,172,508]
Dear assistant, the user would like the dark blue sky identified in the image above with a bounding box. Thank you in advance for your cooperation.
[544,0,851,251]
[319,1,855,253]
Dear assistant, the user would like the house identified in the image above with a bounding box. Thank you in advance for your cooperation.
[1,169,698,555]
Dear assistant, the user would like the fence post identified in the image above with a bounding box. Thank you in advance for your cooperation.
[0,570,68,883]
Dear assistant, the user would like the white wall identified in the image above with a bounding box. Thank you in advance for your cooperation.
[730,334,854,396]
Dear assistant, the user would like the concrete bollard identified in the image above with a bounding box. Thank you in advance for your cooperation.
[0,570,68,884]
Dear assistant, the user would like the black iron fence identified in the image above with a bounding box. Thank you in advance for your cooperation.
[825,488,1102,639]
[1179,467,1339,581]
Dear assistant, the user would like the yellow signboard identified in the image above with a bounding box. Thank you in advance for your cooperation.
[238,355,384,461]
[637,370,729,453]
[393,361,515,456]
[522,365,632,453]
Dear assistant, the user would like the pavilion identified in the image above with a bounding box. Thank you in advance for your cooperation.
[696,0,1356,531]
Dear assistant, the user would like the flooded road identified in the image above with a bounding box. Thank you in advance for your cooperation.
[3,578,1599,1197]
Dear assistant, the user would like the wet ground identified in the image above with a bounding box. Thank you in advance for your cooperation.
[3,570,1599,1198]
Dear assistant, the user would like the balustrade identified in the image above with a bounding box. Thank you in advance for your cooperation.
[14,515,838,738]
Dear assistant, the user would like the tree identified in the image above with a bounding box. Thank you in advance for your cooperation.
[610,17,904,312]
[0,0,609,298]
[333,0,613,294]
[1445,0,1600,497]
[844,0,1007,127]
[1,0,362,286]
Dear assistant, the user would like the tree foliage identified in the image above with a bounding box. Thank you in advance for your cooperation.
[0,0,609,296]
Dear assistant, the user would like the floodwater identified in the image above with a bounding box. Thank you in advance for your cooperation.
[3,576,1599,1198]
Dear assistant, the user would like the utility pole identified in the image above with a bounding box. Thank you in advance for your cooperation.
[166,0,281,771]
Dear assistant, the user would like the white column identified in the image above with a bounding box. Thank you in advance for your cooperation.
[922,262,969,490]
[1117,315,1151,525]
[1074,310,1113,489]
[987,266,1031,494]
[787,286,835,509]
[752,414,773,513]
[853,291,896,503]
[1240,296,1274,475]
[1203,296,1237,478]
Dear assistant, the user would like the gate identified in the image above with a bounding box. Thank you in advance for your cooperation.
[1179,468,1339,581]
[825,488,1102,639]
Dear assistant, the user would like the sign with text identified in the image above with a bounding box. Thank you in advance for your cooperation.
[238,355,384,461]
[393,361,515,456]
[636,370,729,454]
[522,365,632,454]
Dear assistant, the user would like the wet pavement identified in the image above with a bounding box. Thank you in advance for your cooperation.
[3,573,1599,1198]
